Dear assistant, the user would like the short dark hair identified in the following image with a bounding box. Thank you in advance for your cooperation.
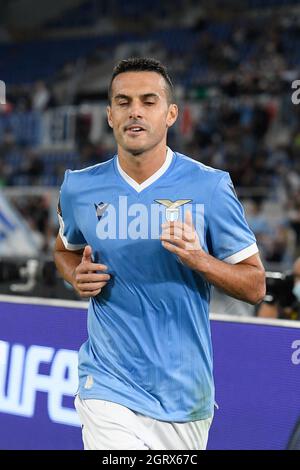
[108,57,174,104]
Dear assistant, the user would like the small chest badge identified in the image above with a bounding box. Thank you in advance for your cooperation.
[154,199,192,222]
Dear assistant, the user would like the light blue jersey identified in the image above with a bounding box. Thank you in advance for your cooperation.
[58,148,258,422]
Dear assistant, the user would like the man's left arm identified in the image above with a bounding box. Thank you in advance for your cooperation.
[194,251,265,305]
[160,211,265,305]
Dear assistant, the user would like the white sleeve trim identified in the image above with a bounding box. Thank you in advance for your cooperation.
[58,213,86,251]
[223,242,259,265]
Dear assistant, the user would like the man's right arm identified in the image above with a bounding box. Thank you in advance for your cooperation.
[53,234,110,298]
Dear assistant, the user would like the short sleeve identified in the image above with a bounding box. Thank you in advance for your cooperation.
[208,172,258,264]
[57,170,87,250]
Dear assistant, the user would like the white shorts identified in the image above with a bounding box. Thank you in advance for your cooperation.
[74,395,213,450]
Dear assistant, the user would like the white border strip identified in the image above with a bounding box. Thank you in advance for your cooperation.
[210,312,300,329]
[0,294,89,309]
[223,242,259,264]
[0,294,299,328]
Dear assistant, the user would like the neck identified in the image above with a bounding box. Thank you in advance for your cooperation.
[117,143,168,184]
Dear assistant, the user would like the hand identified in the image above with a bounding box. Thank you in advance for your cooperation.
[72,245,110,298]
[160,211,208,272]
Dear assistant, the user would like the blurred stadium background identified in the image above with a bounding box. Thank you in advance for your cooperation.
[1,0,300,315]
[0,0,300,450]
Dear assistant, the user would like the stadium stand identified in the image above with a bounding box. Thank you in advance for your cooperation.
[1,0,300,305]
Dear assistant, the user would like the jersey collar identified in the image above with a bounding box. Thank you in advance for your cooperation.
[116,147,173,193]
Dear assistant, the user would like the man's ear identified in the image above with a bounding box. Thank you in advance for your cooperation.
[166,104,178,128]
[107,105,113,128]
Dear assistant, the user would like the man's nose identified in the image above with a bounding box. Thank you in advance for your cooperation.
[129,101,143,119]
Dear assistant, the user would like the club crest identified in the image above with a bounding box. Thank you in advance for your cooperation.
[154,199,192,222]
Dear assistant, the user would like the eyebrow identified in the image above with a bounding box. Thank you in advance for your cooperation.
[114,93,160,101]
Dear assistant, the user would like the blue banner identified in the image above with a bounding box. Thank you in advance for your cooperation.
[0,296,299,450]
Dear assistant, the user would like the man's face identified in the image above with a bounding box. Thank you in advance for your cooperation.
[107,71,178,155]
